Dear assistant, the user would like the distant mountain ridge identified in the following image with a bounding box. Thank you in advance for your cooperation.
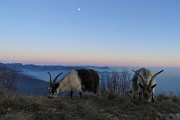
[1,62,180,94]
[0,62,109,71]
[0,63,110,95]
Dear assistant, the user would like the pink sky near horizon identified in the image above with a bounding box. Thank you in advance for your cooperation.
[1,52,179,67]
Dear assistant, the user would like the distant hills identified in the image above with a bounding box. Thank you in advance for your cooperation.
[0,62,109,71]
[0,63,109,95]
[1,62,180,95]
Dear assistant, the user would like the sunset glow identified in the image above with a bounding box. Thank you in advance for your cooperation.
[0,0,180,67]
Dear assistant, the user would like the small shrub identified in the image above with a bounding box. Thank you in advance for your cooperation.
[102,90,118,100]
[156,93,170,101]
[0,66,17,92]
[131,98,142,105]
[172,96,180,103]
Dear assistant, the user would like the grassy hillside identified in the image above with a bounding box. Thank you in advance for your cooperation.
[0,92,180,120]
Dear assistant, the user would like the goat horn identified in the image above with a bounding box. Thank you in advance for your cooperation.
[150,70,164,85]
[47,72,52,85]
[132,70,145,84]
[53,72,63,85]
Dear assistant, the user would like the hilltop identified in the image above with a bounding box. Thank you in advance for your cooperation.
[0,92,180,120]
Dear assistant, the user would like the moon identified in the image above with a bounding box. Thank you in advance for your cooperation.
[78,8,81,11]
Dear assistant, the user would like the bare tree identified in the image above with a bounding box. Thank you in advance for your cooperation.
[0,66,17,92]
[101,67,131,93]
[118,68,131,93]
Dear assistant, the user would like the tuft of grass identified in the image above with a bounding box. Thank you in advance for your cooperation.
[101,90,119,100]
[156,92,180,103]
[172,96,180,103]
[1,112,34,120]
[156,93,170,101]
[106,91,119,100]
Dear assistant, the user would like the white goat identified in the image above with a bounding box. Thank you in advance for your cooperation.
[132,68,164,102]
[48,69,100,98]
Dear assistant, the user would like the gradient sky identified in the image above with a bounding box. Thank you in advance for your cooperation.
[0,0,180,67]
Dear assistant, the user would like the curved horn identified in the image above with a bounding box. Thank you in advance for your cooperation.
[132,70,145,84]
[47,72,52,85]
[149,70,164,85]
[53,72,63,85]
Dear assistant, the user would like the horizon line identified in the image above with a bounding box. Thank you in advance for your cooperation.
[1,61,180,68]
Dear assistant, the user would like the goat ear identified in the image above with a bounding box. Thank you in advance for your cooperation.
[151,84,156,89]
[139,83,144,89]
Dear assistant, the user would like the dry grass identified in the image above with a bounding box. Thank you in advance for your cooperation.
[0,92,180,120]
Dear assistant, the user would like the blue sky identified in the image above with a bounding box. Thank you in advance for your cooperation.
[0,0,180,67]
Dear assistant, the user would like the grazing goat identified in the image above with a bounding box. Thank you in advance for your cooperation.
[132,68,164,102]
[48,69,100,98]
